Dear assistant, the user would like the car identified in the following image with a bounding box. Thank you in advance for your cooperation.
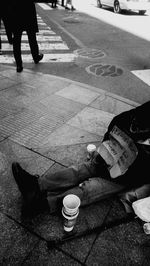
[97,0,150,15]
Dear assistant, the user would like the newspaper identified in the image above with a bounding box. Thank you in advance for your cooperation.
[97,126,138,178]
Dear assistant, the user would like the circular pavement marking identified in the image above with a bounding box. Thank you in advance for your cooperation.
[74,48,106,59]
[86,63,123,77]
[63,15,82,23]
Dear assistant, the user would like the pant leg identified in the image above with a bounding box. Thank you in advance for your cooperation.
[39,162,94,212]
[0,19,1,50]
[39,153,110,193]
[27,30,39,61]
[2,18,13,44]
[38,153,124,213]
[13,31,22,66]
[5,27,13,44]
[39,162,96,193]
[45,177,125,213]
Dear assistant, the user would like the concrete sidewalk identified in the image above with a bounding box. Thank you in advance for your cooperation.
[0,64,149,266]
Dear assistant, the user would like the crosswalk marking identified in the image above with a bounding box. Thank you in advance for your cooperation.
[47,3,65,10]
[37,3,52,10]
[38,22,48,26]
[1,35,62,42]
[37,2,65,10]
[0,13,77,63]
[37,30,56,35]
[1,29,56,35]
[2,43,69,51]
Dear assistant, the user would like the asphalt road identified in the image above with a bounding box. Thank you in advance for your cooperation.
[1,1,150,104]
[35,2,150,104]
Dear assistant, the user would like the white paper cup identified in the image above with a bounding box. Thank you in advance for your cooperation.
[63,194,81,215]
[87,144,96,160]
[87,144,96,154]
[62,208,79,232]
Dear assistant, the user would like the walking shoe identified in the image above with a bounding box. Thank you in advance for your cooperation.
[34,53,44,64]
[12,162,44,209]
[71,6,76,11]
[16,66,23,73]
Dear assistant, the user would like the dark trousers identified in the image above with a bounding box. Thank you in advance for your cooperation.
[2,18,13,44]
[0,19,1,50]
[39,154,125,213]
[13,30,39,66]
[0,17,13,47]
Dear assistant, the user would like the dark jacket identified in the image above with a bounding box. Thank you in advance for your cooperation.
[1,2,11,29]
[3,0,38,33]
[102,101,150,188]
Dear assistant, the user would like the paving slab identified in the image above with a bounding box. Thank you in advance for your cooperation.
[0,68,41,81]
[0,76,22,91]
[67,107,115,136]
[22,240,83,266]
[38,142,99,167]
[33,124,100,166]
[86,220,150,266]
[0,97,25,120]
[36,124,100,149]
[0,212,39,266]
[0,83,49,105]
[0,68,71,94]
[14,196,112,260]
[9,98,84,149]
[90,94,138,115]
[56,84,100,105]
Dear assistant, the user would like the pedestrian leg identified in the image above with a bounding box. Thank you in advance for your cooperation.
[27,30,39,60]
[27,30,43,64]
[71,0,76,11]
[65,0,70,9]
[2,18,13,44]
[0,19,2,53]
[0,36,1,53]
[13,31,23,72]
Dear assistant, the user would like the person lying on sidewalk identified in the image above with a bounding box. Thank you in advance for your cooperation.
[12,101,150,215]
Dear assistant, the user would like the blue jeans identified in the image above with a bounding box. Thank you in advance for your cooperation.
[39,153,125,213]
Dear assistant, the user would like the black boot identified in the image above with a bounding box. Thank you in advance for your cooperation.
[34,53,44,64]
[12,162,48,213]
[16,65,23,73]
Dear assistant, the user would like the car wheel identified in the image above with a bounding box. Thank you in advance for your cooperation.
[114,0,121,13]
[139,10,146,15]
[97,0,102,8]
